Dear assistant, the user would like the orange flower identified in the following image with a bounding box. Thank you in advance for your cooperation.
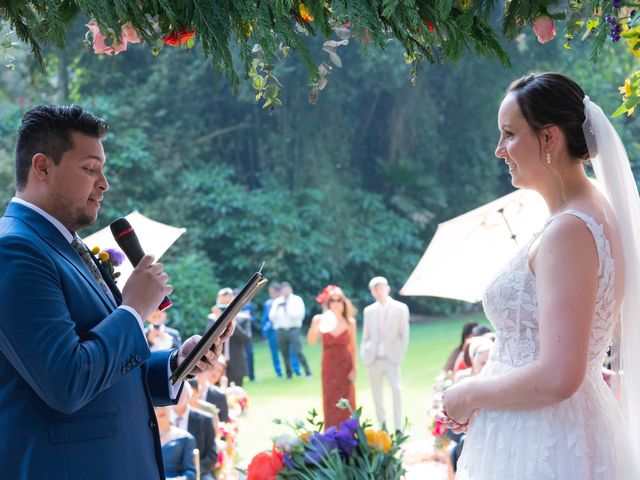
[365,428,392,454]
[299,431,312,443]
[247,448,284,480]
[299,3,314,23]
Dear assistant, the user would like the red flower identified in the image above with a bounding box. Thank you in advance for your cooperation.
[315,284,341,304]
[431,420,446,437]
[421,19,435,32]
[162,28,196,47]
[247,448,284,480]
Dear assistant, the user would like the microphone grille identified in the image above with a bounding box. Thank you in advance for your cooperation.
[110,217,133,238]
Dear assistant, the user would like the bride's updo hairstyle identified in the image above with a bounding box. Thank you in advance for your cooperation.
[506,72,590,163]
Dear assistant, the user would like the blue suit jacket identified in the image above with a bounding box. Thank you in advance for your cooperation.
[0,202,179,479]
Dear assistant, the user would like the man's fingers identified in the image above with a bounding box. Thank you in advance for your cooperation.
[136,254,155,268]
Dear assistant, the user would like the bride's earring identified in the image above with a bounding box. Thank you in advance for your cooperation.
[546,150,552,164]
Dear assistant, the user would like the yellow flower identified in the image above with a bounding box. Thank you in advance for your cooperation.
[299,3,314,23]
[619,78,633,99]
[91,246,101,255]
[376,430,392,453]
[240,19,253,38]
[299,432,312,444]
[99,251,110,262]
[365,428,392,454]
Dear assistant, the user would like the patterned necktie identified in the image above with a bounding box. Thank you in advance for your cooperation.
[71,236,115,303]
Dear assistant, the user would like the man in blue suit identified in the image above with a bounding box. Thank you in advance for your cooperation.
[0,105,226,479]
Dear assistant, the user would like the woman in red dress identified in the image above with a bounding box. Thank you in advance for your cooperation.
[308,285,357,429]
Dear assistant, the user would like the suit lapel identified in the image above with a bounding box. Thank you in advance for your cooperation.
[5,203,116,310]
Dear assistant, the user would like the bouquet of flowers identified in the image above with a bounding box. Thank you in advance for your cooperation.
[246,399,406,480]
[216,420,240,479]
[227,385,249,420]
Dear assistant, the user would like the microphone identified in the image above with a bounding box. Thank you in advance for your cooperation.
[110,217,172,312]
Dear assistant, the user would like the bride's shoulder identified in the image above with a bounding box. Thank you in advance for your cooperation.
[539,213,600,257]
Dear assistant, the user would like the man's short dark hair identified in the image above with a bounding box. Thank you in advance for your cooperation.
[269,282,282,292]
[15,104,109,190]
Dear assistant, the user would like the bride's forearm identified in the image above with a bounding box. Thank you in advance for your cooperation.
[469,360,582,411]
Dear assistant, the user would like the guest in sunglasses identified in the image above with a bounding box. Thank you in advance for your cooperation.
[308,285,357,429]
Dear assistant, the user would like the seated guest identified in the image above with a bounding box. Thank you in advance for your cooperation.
[173,384,217,480]
[155,407,196,480]
[199,357,229,423]
[145,309,182,351]
[453,336,493,383]
[187,377,220,427]
[443,321,478,373]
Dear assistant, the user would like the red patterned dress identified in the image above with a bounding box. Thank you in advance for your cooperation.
[321,329,356,429]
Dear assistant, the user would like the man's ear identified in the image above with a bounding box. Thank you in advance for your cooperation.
[31,153,52,182]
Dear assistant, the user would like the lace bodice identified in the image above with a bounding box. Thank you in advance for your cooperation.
[482,210,616,369]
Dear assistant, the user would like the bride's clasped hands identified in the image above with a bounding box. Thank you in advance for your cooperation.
[440,380,477,433]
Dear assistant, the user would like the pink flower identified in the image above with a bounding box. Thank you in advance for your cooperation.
[532,16,556,44]
[85,21,140,55]
[121,23,141,44]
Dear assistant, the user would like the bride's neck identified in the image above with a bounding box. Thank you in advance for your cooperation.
[538,163,593,215]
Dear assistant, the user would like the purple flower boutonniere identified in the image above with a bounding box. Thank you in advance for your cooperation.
[90,246,125,283]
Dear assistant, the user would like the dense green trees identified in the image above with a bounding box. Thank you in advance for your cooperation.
[0,19,638,335]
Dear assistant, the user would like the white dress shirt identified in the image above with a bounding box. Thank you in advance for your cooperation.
[268,293,305,329]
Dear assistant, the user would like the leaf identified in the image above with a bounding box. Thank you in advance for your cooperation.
[612,102,630,118]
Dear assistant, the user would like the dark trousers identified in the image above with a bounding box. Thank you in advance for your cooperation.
[276,327,311,377]
[267,328,301,376]
[245,341,255,380]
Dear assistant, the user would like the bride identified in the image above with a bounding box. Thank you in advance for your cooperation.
[442,72,640,479]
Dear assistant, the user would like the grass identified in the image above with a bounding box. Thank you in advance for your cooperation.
[233,312,489,463]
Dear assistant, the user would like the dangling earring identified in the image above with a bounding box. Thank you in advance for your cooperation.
[546,150,552,165]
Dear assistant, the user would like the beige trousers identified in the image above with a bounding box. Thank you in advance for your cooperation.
[366,357,402,431]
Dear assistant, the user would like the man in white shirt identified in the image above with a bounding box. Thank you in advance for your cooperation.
[360,276,410,433]
[268,281,312,378]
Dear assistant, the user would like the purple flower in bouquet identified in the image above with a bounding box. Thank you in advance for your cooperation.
[305,430,338,463]
[334,418,359,455]
[105,248,125,266]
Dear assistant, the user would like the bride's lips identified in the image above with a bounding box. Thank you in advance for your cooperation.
[505,159,516,171]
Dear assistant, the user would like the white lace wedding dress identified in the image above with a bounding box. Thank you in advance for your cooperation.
[457,210,632,479]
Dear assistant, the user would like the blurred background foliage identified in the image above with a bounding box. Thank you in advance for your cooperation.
[0,16,638,336]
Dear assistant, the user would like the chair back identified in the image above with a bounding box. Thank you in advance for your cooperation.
[193,448,200,480]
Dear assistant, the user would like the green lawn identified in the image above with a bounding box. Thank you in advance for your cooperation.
[233,312,489,463]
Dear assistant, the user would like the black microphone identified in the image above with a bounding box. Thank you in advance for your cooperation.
[110,217,172,312]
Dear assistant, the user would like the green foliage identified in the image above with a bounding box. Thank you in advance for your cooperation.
[1,16,639,335]
[163,251,219,335]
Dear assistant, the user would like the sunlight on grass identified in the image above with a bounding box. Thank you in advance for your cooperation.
[233,312,489,463]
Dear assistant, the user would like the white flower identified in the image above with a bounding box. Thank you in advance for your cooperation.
[272,433,302,453]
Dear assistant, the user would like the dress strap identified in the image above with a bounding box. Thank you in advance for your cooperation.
[551,210,612,275]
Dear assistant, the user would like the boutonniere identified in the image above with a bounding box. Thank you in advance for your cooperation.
[90,246,125,283]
